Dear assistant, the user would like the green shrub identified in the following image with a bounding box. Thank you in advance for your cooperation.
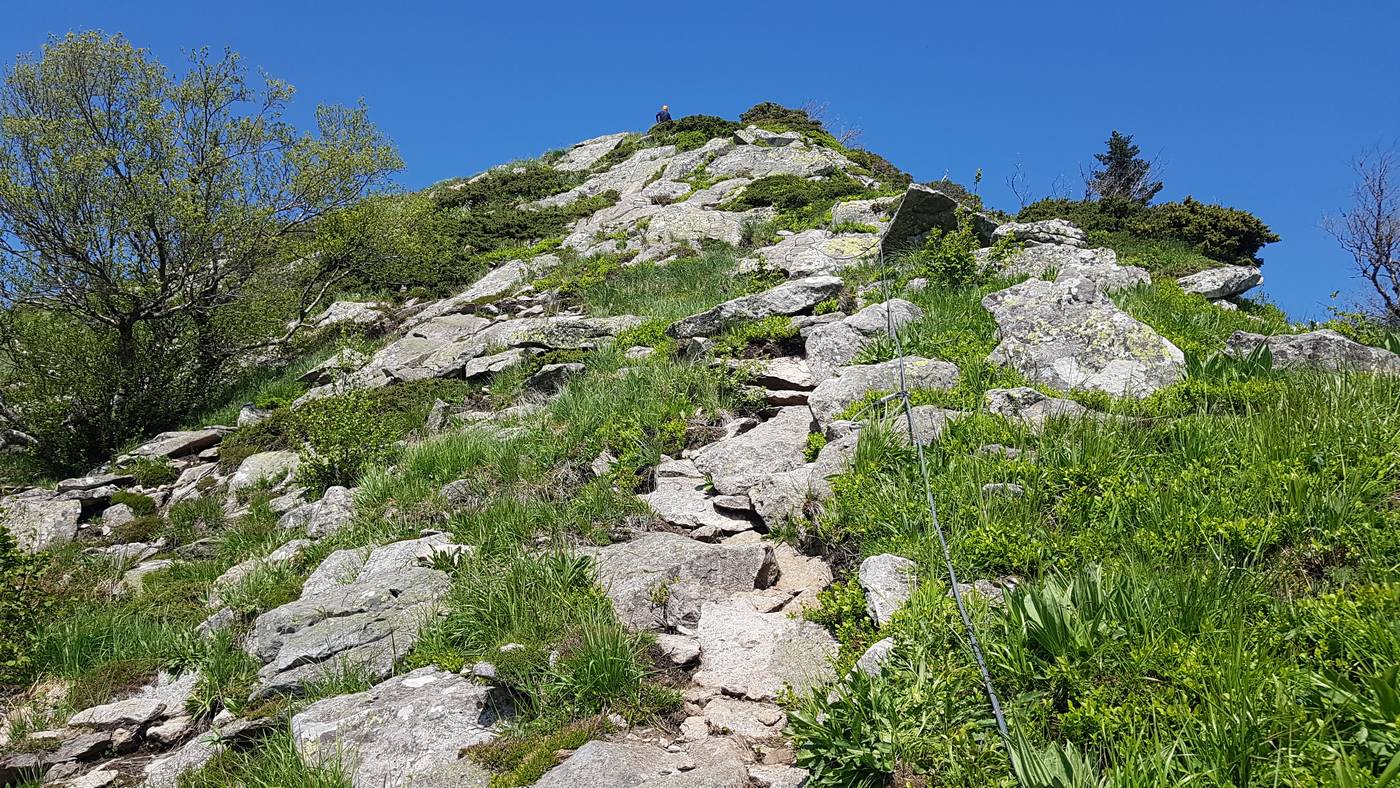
[1018,196,1279,265]
[0,527,53,687]
[109,490,157,517]
[649,114,740,150]
[845,148,911,186]
[739,102,827,136]
[722,172,880,231]
[711,317,800,358]
[119,456,179,487]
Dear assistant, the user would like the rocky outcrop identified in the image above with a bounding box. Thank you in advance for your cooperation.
[246,534,458,697]
[748,432,858,528]
[692,407,813,495]
[993,219,1086,247]
[124,428,227,460]
[805,299,924,381]
[642,460,756,537]
[880,183,994,257]
[833,196,897,228]
[584,532,777,632]
[667,276,843,339]
[983,277,1184,397]
[807,358,960,426]
[1227,329,1400,373]
[692,598,838,701]
[554,132,630,171]
[1,490,81,553]
[1178,265,1263,299]
[750,229,878,277]
[858,554,917,626]
[291,667,507,788]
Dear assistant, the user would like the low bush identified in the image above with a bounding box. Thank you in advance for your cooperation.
[0,528,53,687]
[711,317,800,358]
[108,490,157,518]
[739,102,827,136]
[117,457,178,488]
[722,172,881,231]
[1018,196,1280,265]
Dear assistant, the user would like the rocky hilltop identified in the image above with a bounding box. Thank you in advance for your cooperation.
[3,107,1400,788]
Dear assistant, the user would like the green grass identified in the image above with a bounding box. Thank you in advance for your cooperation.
[792,370,1400,786]
[179,726,351,788]
[1114,278,1294,357]
[1092,230,1221,276]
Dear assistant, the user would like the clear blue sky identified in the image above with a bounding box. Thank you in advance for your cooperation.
[2,0,1395,320]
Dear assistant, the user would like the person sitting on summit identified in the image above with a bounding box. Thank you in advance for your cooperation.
[655,104,672,124]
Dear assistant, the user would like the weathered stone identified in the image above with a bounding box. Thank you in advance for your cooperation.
[693,407,812,495]
[554,132,630,171]
[805,299,924,381]
[292,667,506,788]
[771,544,832,613]
[643,470,755,534]
[306,301,386,331]
[752,230,877,277]
[807,358,959,426]
[858,554,917,626]
[57,474,133,493]
[1057,259,1151,292]
[880,183,993,256]
[854,637,897,677]
[707,141,850,180]
[749,765,810,788]
[227,450,299,494]
[298,347,370,385]
[983,277,1184,398]
[667,276,843,339]
[533,740,749,788]
[641,203,749,250]
[540,145,679,207]
[67,769,121,788]
[656,633,701,666]
[526,362,586,393]
[703,696,786,739]
[993,219,1086,247]
[139,732,223,788]
[832,196,898,228]
[247,535,456,696]
[982,482,1025,498]
[99,503,135,531]
[584,533,776,632]
[984,387,1093,429]
[126,428,226,460]
[0,492,81,553]
[1179,265,1263,299]
[146,715,195,745]
[748,432,857,528]
[693,599,838,701]
[1226,329,1400,373]
[69,671,197,730]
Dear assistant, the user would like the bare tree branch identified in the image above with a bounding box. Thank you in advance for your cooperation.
[1324,144,1400,320]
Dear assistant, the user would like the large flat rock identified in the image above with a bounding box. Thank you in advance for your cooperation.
[692,407,813,496]
[533,740,750,788]
[1227,329,1400,373]
[805,299,924,381]
[1,491,81,553]
[292,667,506,788]
[807,358,959,426]
[584,533,776,632]
[692,598,838,701]
[667,276,842,339]
[1179,265,1263,300]
[246,535,456,697]
[983,277,1184,398]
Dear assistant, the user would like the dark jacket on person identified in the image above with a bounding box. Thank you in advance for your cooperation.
[655,109,672,123]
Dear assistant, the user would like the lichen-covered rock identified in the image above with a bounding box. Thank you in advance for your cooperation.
[246,535,457,697]
[748,432,858,528]
[305,300,387,331]
[858,554,917,626]
[706,140,850,179]
[692,407,813,495]
[994,244,1150,292]
[0,491,81,553]
[227,450,299,493]
[278,485,356,539]
[692,598,838,701]
[805,299,924,381]
[1178,265,1263,299]
[538,144,679,207]
[642,463,755,535]
[983,277,1184,398]
[554,131,630,172]
[291,667,506,788]
[533,740,749,788]
[984,387,1094,429]
[584,532,776,632]
[807,358,959,426]
[833,196,898,228]
[751,229,878,277]
[993,219,1086,247]
[1226,329,1400,373]
[667,276,843,339]
[880,183,994,257]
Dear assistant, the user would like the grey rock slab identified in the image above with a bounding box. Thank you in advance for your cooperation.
[984,387,1100,430]
[66,769,121,788]
[533,740,749,788]
[1056,260,1151,292]
[125,428,226,460]
[246,535,456,697]
[1178,265,1263,299]
[747,356,816,391]
[748,432,858,529]
[983,277,1184,398]
[1,492,81,553]
[69,671,196,730]
[693,598,838,701]
[832,196,898,227]
[642,203,748,249]
[993,219,1087,247]
[805,299,924,381]
[643,473,756,533]
[554,131,630,171]
[702,696,786,740]
[859,554,917,626]
[692,407,813,496]
[406,256,559,328]
[771,544,833,613]
[539,144,679,207]
[748,765,811,788]
[227,450,299,493]
[995,243,1118,278]
[56,473,133,493]
[1226,329,1400,373]
[291,667,506,788]
[306,301,387,330]
[139,732,223,788]
[584,532,776,632]
[656,633,701,667]
[706,141,851,180]
[667,276,843,339]
[854,637,897,677]
[753,229,877,277]
[807,358,959,426]
[880,183,993,256]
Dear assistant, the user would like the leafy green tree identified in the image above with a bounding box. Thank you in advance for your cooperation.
[1087,130,1163,204]
[0,32,401,468]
